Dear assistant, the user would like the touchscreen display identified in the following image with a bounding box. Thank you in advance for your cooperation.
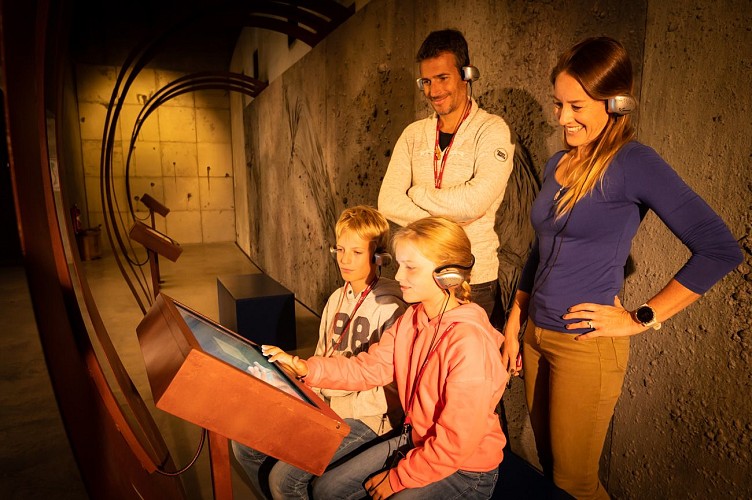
[176,304,311,404]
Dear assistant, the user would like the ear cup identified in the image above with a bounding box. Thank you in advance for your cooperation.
[607,95,636,115]
[433,268,466,290]
[373,252,392,267]
[461,65,480,82]
[432,256,475,290]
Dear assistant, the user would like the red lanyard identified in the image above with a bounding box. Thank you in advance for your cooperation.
[433,99,472,189]
[404,309,458,425]
[324,277,379,357]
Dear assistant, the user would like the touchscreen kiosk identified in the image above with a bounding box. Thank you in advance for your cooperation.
[136,294,349,475]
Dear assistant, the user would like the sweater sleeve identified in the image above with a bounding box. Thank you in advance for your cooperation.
[406,115,514,222]
[623,145,742,293]
[378,125,432,227]
[305,322,397,391]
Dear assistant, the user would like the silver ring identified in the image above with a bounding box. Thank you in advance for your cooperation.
[587,320,594,329]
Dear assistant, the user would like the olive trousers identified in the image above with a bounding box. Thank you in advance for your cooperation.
[523,320,629,500]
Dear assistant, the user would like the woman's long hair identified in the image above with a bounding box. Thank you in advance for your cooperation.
[393,217,474,302]
[552,36,636,216]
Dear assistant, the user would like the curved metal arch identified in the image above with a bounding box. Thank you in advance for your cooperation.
[98,1,353,313]
[113,72,269,309]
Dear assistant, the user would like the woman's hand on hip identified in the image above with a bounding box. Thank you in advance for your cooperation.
[564,296,642,340]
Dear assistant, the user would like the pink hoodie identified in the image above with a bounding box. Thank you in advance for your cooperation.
[305,302,508,492]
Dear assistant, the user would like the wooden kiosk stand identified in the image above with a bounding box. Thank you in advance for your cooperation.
[138,194,171,290]
[136,294,349,499]
[129,221,182,298]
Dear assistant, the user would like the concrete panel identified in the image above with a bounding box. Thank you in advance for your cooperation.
[158,106,196,142]
[120,103,160,142]
[75,64,117,103]
[125,68,157,106]
[160,142,198,177]
[163,177,200,212]
[196,108,231,143]
[165,210,203,244]
[78,102,116,141]
[194,89,230,109]
[128,177,165,213]
[201,210,236,243]
[198,176,234,211]
[130,142,162,178]
[156,70,195,108]
[197,142,233,178]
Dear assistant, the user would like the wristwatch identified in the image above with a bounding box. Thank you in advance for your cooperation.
[633,303,661,330]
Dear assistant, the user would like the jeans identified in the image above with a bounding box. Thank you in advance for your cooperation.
[313,433,499,499]
[231,418,379,499]
[523,320,629,500]
[470,280,502,328]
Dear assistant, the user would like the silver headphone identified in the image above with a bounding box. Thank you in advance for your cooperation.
[607,95,637,115]
[432,255,475,290]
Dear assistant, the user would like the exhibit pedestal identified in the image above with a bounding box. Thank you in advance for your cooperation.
[217,273,296,350]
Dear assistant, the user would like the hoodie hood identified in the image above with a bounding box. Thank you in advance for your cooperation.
[414,301,504,349]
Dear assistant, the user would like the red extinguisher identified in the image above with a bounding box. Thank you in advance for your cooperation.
[70,204,82,234]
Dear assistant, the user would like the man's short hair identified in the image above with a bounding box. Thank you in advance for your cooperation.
[416,29,470,71]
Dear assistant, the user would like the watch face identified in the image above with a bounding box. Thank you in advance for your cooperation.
[636,306,655,324]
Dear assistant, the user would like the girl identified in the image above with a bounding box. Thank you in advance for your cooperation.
[265,216,508,499]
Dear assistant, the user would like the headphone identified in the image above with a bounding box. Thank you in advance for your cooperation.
[607,95,637,115]
[432,255,475,290]
[415,65,480,91]
[329,246,393,267]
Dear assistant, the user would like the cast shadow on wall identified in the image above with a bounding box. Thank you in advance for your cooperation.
[478,87,555,315]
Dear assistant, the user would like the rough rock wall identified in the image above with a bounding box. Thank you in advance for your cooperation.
[610,1,752,497]
[243,0,417,309]
[238,0,751,496]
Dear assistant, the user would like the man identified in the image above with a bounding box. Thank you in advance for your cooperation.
[378,29,514,322]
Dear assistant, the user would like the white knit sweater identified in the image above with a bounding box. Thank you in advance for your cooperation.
[378,99,514,284]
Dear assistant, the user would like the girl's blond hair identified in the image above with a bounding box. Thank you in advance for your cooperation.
[393,217,473,302]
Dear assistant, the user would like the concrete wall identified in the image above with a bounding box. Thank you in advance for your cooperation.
[75,64,236,245]
[233,0,751,497]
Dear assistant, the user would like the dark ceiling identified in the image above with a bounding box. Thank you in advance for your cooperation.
[68,0,355,73]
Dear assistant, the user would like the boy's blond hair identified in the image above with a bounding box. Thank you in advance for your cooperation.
[335,206,390,252]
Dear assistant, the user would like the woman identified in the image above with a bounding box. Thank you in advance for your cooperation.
[265,216,508,499]
[500,37,742,499]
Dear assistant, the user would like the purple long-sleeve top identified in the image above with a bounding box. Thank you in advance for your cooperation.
[519,141,742,334]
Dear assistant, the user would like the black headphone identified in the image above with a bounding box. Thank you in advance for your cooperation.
[415,65,480,91]
[607,95,637,115]
[329,246,393,267]
[432,255,475,290]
